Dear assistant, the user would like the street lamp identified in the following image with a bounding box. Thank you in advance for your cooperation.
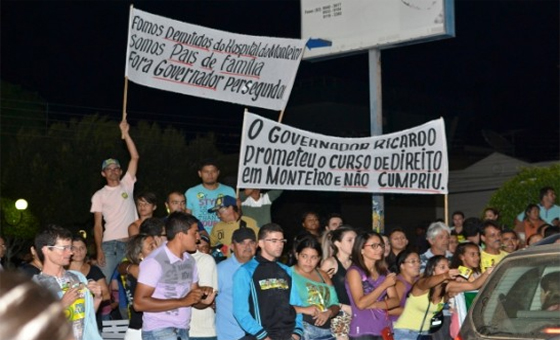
[4,198,28,226]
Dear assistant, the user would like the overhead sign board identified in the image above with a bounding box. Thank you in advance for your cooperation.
[301,0,455,60]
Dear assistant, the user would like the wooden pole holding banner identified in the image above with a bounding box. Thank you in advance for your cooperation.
[237,109,248,195]
[278,109,285,123]
[122,4,133,139]
[368,49,384,233]
[444,194,449,226]
[236,108,249,205]
[121,76,129,139]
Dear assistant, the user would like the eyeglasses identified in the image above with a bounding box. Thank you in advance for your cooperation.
[264,239,287,244]
[363,243,385,250]
[47,245,73,252]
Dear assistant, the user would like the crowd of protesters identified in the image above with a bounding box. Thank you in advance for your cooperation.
[1,121,559,340]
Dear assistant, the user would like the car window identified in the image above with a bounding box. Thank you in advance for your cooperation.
[471,252,560,338]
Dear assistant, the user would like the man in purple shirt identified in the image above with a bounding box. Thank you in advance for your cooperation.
[134,212,216,340]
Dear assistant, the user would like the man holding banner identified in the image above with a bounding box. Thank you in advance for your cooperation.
[91,120,139,282]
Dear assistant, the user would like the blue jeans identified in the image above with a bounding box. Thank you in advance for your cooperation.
[142,327,188,340]
[100,240,126,284]
[393,328,431,340]
[303,321,334,340]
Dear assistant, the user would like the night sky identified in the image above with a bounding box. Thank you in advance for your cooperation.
[2,0,559,162]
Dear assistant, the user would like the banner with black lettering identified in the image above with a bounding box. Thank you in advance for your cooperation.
[125,8,306,111]
[237,112,449,194]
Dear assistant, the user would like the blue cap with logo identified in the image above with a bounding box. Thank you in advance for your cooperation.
[208,195,236,213]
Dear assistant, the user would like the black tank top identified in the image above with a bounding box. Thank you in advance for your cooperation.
[332,256,350,305]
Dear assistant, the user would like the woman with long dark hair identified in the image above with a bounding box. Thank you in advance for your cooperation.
[292,235,340,340]
[345,231,399,340]
[387,250,420,321]
[321,226,357,315]
[395,255,493,339]
[393,255,456,340]
[450,242,481,279]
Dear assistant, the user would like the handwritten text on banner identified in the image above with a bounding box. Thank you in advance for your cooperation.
[125,8,306,111]
[237,112,449,194]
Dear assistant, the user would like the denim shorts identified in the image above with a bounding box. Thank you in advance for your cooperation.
[393,328,431,340]
[100,240,127,283]
[303,321,335,340]
[142,327,188,340]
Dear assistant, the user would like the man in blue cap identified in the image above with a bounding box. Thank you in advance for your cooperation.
[216,227,257,340]
[90,120,139,282]
[209,195,259,257]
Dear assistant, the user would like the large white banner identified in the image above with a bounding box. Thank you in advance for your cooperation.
[237,112,449,194]
[125,8,306,111]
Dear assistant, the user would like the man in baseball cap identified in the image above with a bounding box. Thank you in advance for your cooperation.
[208,195,259,257]
[216,228,257,340]
[90,120,139,282]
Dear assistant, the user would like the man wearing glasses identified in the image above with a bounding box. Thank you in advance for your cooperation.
[90,120,139,282]
[233,223,303,340]
[33,225,103,340]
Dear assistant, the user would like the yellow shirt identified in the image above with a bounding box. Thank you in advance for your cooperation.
[209,216,259,256]
[394,292,444,331]
[480,250,508,272]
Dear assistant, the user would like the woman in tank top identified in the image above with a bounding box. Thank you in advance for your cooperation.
[345,231,399,340]
[321,226,357,315]
[388,250,420,322]
[292,235,341,340]
[394,255,493,340]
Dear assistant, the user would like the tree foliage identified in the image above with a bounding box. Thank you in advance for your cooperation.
[487,164,560,227]
[1,114,230,235]
[0,197,40,269]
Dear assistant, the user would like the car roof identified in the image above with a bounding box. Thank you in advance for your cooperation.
[504,241,560,260]
[532,233,560,246]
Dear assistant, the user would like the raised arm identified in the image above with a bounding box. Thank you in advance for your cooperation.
[447,267,493,295]
[120,120,139,178]
[412,269,459,295]
[93,212,105,266]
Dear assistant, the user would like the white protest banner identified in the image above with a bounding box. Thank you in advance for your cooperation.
[237,112,449,194]
[125,8,306,111]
